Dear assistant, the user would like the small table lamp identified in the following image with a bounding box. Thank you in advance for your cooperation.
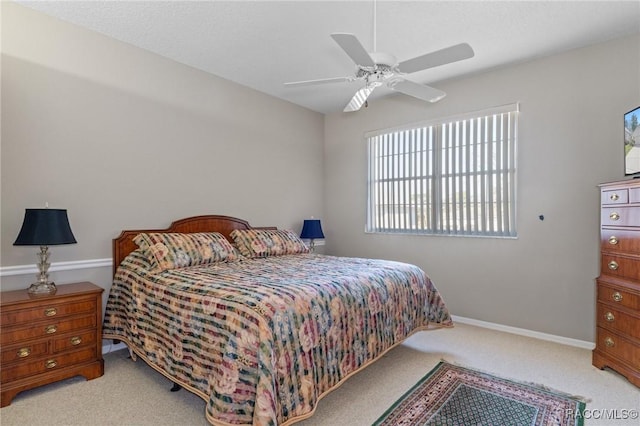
[13,208,77,295]
[300,219,324,252]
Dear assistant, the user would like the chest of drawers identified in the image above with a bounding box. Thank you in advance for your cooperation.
[0,282,104,406]
[593,180,640,387]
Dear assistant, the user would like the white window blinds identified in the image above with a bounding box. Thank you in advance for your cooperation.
[366,104,518,237]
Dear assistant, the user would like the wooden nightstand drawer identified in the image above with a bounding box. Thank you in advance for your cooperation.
[1,314,96,346]
[597,303,640,339]
[596,327,640,369]
[52,330,97,353]
[0,347,97,383]
[0,299,97,326]
[1,341,49,364]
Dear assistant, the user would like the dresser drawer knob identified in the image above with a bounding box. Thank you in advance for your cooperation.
[45,359,57,369]
[607,261,619,271]
[70,336,82,346]
[610,193,619,201]
[604,312,615,322]
[608,236,618,245]
[609,212,620,221]
[604,337,615,347]
[45,325,58,334]
[17,347,31,358]
[612,292,623,302]
[44,307,57,317]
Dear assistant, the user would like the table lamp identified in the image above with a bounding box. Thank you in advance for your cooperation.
[300,219,324,252]
[13,208,77,295]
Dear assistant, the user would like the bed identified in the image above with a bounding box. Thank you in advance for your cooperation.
[103,215,452,426]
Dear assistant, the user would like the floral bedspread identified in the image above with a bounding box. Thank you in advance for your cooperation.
[103,252,452,426]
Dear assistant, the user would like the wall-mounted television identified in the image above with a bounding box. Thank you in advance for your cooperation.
[625,106,640,176]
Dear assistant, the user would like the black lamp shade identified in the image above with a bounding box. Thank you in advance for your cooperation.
[300,219,325,240]
[14,209,77,246]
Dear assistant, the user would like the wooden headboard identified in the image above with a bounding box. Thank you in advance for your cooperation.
[112,215,275,277]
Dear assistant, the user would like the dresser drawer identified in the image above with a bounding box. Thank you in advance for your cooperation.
[602,188,628,205]
[598,281,640,311]
[596,327,640,369]
[600,254,640,281]
[0,299,97,326]
[630,187,640,203]
[597,303,640,339]
[0,314,96,345]
[52,330,97,353]
[0,347,97,383]
[601,207,640,227]
[601,228,640,255]
[1,341,49,364]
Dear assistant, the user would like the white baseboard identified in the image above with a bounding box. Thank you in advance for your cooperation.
[0,258,112,277]
[452,315,595,350]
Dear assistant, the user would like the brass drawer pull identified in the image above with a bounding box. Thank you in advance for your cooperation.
[45,325,58,334]
[610,193,619,201]
[608,236,618,245]
[612,292,623,302]
[604,312,615,322]
[609,212,620,221]
[70,336,82,346]
[17,347,31,358]
[45,359,57,369]
[607,261,619,271]
[44,307,57,317]
[604,337,615,347]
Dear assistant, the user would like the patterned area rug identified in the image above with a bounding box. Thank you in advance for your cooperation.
[373,361,586,426]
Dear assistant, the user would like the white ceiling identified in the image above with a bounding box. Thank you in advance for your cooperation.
[17,1,640,114]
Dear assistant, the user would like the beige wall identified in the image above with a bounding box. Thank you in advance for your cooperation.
[0,3,324,298]
[324,34,640,342]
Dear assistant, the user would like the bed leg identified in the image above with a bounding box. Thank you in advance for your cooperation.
[170,383,182,392]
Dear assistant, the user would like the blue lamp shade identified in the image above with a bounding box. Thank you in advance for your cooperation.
[14,209,77,246]
[300,219,324,240]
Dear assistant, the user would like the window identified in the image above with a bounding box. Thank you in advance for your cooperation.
[366,104,518,237]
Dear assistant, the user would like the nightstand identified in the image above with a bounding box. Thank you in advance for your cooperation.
[0,282,104,406]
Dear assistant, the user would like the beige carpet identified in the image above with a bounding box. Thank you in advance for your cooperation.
[1,323,637,425]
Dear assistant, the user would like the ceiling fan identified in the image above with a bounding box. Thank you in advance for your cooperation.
[284,4,474,112]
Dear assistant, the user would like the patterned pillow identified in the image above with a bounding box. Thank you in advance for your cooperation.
[230,229,309,258]
[133,232,241,272]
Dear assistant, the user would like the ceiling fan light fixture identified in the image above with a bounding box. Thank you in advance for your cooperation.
[368,52,397,67]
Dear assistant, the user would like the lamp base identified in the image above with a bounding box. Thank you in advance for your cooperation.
[28,281,57,295]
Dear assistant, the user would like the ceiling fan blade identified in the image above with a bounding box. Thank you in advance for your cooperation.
[344,83,381,112]
[398,43,474,74]
[284,76,352,87]
[331,33,375,67]
[388,79,446,103]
